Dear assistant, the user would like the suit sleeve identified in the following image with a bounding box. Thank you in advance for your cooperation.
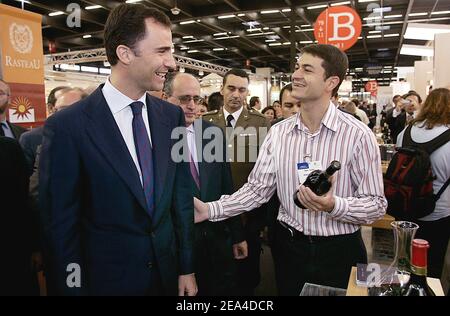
[19,133,35,176]
[171,108,195,275]
[39,116,86,295]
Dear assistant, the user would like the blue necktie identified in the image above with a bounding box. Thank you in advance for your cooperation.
[130,101,154,217]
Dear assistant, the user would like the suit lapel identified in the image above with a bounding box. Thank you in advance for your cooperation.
[146,95,171,210]
[235,107,250,129]
[84,86,148,213]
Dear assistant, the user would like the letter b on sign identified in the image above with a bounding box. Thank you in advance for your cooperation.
[314,6,362,51]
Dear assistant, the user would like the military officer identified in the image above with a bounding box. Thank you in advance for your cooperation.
[202,68,270,295]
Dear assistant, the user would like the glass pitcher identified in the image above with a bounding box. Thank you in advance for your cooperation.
[368,221,419,296]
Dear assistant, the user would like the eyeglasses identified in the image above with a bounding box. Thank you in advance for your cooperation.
[177,95,203,105]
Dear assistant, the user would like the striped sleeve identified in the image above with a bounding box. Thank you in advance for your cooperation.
[329,129,387,224]
[209,128,277,221]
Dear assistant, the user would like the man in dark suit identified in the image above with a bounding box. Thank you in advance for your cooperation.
[203,69,270,295]
[0,79,27,140]
[0,137,38,295]
[164,72,248,295]
[39,4,197,296]
[19,86,71,174]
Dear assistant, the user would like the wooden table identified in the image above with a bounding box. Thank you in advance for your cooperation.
[363,214,395,230]
[346,266,445,296]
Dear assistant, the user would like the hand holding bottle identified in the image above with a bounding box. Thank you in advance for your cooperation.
[294,160,341,212]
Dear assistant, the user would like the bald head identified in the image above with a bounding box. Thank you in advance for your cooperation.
[164,72,202,126]
[54,89,86,111]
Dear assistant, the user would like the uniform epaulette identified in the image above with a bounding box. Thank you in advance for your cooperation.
[248,109,266,118]
[202,110,219,116]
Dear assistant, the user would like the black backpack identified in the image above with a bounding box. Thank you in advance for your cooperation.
[384,125,450,221]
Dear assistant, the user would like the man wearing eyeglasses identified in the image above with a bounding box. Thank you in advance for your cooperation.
[163,72,247,295]
[0,79,27,140]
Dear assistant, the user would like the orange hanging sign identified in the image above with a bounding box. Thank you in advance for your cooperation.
[313,6,362,51]
[365,80,378,96]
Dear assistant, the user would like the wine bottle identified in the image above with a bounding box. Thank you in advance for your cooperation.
[293,160,341,209]
[402,239,436,296]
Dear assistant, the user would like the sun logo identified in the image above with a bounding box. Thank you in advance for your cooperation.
[11,96,33,119]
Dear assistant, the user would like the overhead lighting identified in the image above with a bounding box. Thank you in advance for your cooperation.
[182,36,194,39]
[215,35,240,40]
[237,14,246,17]
[263,27,270,30]
[268,43,282,46]
[49,11,64,16]
[431,11,450,15]
[301,24,311,28]
[265,39,276,42]
[187,50,199,53]
[261,10,279,14]
[247,31,275,36]
[307,4,328,9]
[363,16,382,20]
[81,66,98,73]
[85,5,102,10]
[213,48,225,51]
[218,14,236,19]
[369,30,381,33]
[180,46,189,50]
[100,68,111,75]
[295,28,314,32]
[367,34,382,38]
[331,1,351,6]
[404,23,450,40]
[409,12,428,17]
[183,39,204,43]
[247,28,261,32]
[15,0,31,4]
[281,9,291,12]
[373,6,391,13]
[384,33,399,37]
[400,44,433,57]
[299,40,313,44]
[125,0,142,3]
[180,20,196,25]
[213,33,227,36]
[359,0,378,2]
[283,42,291,45]
[384,14,402,18]
[82,34,92,39]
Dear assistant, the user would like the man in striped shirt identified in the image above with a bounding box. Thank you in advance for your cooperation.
[194,44,387,295]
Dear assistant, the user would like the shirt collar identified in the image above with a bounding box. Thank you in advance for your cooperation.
[290,101,339,134]
[223,106,243,123]
[187,124,194,133]
[102,77,148,114]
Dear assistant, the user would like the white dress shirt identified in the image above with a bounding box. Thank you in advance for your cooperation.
[223,107,243,128]
[102,78,152,184]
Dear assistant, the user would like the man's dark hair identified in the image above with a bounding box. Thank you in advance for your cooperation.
[207,92,223,111]
[104,3,171,66]
[351,98,360,108]
[392,94,402,103]
[222,68,249,86]
[279,83,292,105]
[300,44,348,96]
[249,96,260,108]
[47,86,69,106]
[403,90,422,104]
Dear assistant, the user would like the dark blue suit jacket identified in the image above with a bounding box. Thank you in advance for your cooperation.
[19,126,43,175]
[39,85,194,295]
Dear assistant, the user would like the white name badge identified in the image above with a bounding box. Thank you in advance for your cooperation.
[297,161,323,184]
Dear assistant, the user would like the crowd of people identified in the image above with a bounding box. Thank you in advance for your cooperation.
[1,2,449,296]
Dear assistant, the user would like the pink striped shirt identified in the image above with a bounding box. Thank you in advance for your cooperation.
[208,102,387,236]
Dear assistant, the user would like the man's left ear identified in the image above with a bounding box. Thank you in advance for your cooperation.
[327,76,340,93]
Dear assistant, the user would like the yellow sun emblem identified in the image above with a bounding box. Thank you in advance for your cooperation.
[11,96,33,119]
